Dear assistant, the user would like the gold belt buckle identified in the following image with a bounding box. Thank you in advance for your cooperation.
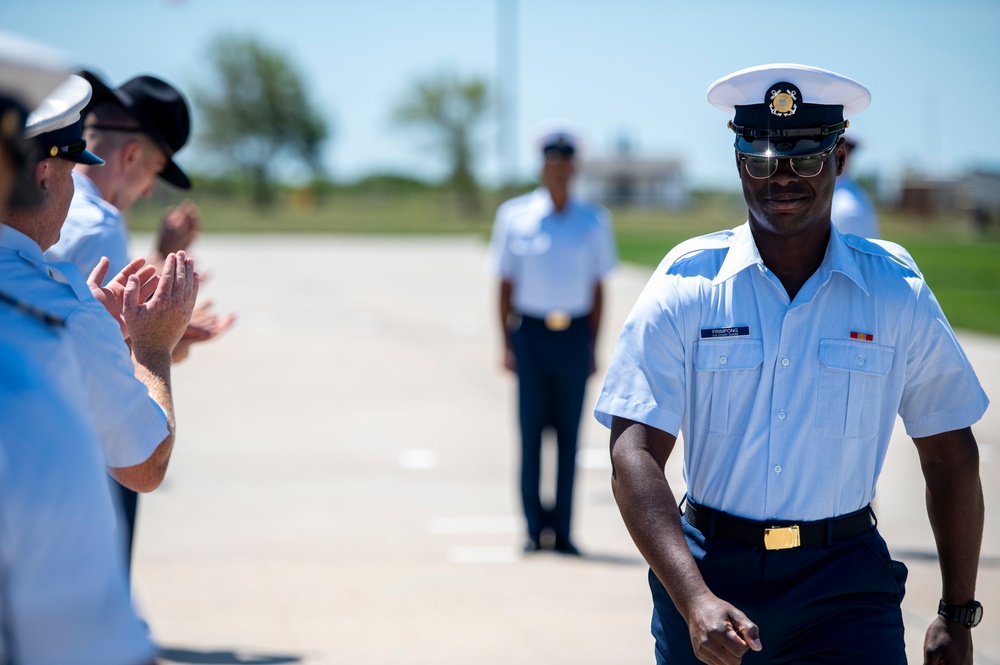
[763,525,800,550]
[544,311,572,331]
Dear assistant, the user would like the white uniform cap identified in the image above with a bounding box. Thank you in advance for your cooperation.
[24,75,103,165]
[708,63,870,117]
[707,63,870,158]
[24,75,92,140]
[531,120,584,155]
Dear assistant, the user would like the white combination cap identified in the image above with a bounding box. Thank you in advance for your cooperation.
[707,63,870,157]
[24,74,103,164]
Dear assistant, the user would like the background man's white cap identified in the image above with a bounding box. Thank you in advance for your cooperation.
[707,63,870,157]
[24,74,103,165]
[532,120,584,157]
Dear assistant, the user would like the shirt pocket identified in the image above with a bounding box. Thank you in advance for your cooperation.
[694,339,764,435]
[816,339,895,439]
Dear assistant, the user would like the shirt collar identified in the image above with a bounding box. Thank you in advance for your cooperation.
[72,170,101,199]
[0,225,45,263]
[712,221,869,295]
[713,222,762,285]
[532,187,577,217]
[823,225,869,294]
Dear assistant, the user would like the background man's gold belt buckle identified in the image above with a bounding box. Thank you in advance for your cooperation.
[763,525,800,550]
[544,312,572,331]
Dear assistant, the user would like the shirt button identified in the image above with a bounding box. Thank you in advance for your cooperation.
[857,357,865,367]
[774,465,782,474]
[719,356,727,365]
[781,357,790,367]
[777,411,786,421]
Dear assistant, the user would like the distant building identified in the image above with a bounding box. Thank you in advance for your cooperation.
[576,136,689,209]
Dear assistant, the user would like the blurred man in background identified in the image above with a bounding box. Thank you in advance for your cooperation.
[831,134,880,238]
[489,128,618,555]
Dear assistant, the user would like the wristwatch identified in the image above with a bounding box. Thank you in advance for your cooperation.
[938,599,984,628]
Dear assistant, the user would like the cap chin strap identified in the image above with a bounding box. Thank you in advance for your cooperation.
[727,119,849,139]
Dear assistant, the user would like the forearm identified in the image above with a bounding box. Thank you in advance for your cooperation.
[610,418,712,615]
[588,282,603,348]
[113,344,176,492]
[917,428,984,603]
[499,280,514,348]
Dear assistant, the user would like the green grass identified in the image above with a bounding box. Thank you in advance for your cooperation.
[130,188,1000,335]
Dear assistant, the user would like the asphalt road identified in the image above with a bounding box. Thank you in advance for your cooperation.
[131,235,999,665]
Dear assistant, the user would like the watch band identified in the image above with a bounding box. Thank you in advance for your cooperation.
[938,599,984,628]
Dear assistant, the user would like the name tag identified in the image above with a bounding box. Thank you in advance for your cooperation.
[701,326,750,339]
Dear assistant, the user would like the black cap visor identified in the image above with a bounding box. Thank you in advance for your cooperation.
[736,132,840,158]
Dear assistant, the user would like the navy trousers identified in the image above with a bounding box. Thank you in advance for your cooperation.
[512,316,591,545]
[650,519,908,664]
[110,477,138,586]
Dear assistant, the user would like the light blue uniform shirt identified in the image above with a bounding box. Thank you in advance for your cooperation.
[489,188,617,317]
[832,174,880,239]
[595,222,988,521]
[45,171,131,285]
[0,300,155,665]
[0,227,168,468]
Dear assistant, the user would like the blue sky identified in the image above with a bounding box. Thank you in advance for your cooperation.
[3,0,999,190]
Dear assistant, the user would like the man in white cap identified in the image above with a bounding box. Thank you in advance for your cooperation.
[489,127,618,555]
[596,64,987,664]
[0,32,158,665]
[2,73,198,494]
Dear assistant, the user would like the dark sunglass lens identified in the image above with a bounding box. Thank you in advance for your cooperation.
[791,155,824,177]
[744,157,775,179]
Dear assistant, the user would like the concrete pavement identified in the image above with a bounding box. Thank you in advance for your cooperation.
[132,235,999,664]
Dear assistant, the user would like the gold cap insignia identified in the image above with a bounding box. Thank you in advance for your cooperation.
[49,146,59,157]
[770,89,797,117]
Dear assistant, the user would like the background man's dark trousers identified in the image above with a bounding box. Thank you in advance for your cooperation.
[512,315,591,549]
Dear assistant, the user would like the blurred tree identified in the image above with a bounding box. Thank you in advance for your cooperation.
[393,71,489,215]
[193,33,329,205]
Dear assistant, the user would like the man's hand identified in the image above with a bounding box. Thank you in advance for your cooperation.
[157,199,201,257]
[924,616,973,664]
[123,251,199,354]
[171,299,236,363]
[684,594,762,665]
[502,345,517,373]
[87,256,158,340]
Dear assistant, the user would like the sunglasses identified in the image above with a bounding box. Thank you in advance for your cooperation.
[739,144,836,180]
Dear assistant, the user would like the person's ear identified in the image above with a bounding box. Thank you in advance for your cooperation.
[834,138,848,177]
[122,139,143,169]
[34,159,50,192]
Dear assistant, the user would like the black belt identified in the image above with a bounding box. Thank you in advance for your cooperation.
[683,501,874,550]
[518,313,589,332]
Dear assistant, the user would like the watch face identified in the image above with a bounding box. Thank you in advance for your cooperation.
[971,604,984,627]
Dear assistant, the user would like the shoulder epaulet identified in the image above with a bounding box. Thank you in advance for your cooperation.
[0,289,66,329]
[843,234,922,277]
[661,230,734,273]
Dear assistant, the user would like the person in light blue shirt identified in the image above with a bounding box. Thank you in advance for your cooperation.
[831,134,880,238]
[490,128,617,555]
[597,64,988,665]
[0,33,157,665]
